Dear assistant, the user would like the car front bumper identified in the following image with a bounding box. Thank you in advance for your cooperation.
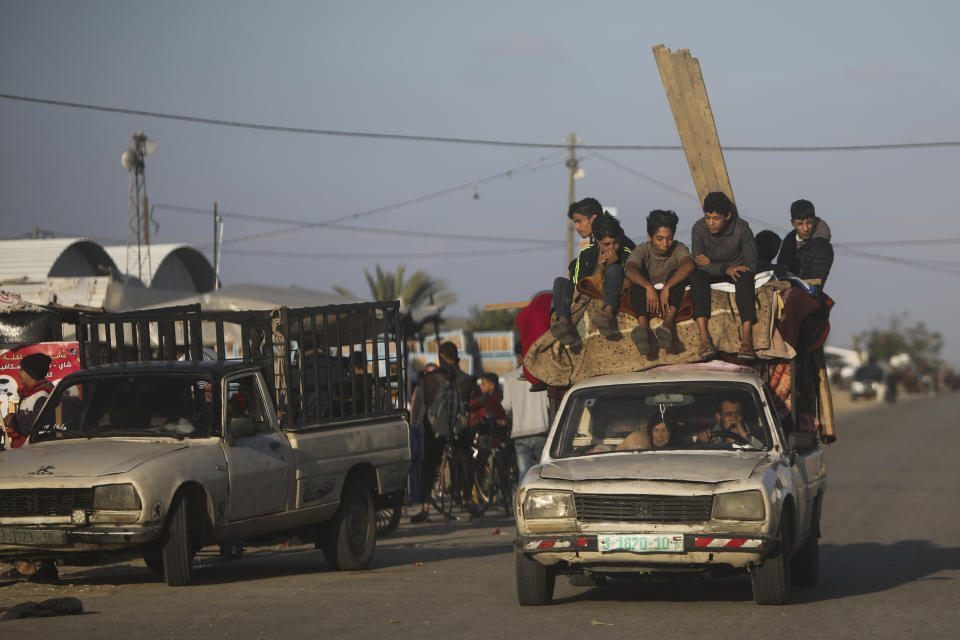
[0,524,163,557]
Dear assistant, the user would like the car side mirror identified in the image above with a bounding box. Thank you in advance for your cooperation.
[788,431,817,454]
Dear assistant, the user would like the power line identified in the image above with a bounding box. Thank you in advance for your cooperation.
[220,245,559,260]
[4,92,960,152]
[836,238,960,247]
[154,202,563,246]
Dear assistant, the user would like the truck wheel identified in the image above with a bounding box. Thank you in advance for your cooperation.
[162,496,195,586]
[322,482,376,571]
[376,490,404,537]
[791,518,820,586]
[751,515,792,605]
[515,548,555,605]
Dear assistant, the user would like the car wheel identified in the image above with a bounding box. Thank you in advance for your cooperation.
[515,548,555,605]
[751,514,792,605]
[162,496,195,586]
[792,516,820,586]
[321,482,376,571]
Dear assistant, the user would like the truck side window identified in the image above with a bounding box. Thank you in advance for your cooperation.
[228,374,272,437]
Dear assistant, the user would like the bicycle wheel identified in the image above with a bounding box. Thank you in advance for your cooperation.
[432,451,455,520]
[376,490,404,536]
[472,449,496,509]
[494,452,515,514]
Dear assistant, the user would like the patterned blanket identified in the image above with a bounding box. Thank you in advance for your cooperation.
[523,282,794,387]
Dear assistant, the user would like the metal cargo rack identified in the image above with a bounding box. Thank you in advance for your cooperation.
[75,301,408,428]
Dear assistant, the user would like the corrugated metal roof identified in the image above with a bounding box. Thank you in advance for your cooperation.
[0,238,118,284]
[103,244,213,289]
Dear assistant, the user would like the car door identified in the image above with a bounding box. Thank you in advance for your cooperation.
[221,372,291,521]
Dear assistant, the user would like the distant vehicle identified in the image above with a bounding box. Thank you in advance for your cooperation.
[849,364,885,400]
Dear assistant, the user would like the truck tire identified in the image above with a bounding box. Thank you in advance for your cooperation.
[322,482,376,571]
[515,548,555,605]
[791,518,820,586]
[751,514,792,605]
[162,496,195,586]
[376,490,404,537]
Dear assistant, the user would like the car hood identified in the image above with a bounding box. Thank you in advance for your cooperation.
[537,452,767,484]
[0,440,192,478]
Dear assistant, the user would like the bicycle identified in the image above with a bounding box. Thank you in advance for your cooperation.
[431,432,484,521]
[472,422,516,514]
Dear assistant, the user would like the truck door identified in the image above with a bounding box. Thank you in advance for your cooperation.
[222,372,291,521]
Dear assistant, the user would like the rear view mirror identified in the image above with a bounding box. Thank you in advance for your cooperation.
[645,393,693,407]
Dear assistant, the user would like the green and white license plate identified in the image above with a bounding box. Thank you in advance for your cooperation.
[597,534,683,553]
[0,528,68,546]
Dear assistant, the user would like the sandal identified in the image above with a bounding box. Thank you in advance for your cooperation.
[590,313,618,338]
[549,319,581,346]
[737,344,757,361]
[630,326,654,356]
[699,343,718,361]
[654,325,673,350]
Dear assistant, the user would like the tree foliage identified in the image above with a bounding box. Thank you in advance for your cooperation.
[334,264,456,310]
[465,305,518,332]
[856,313,943,366]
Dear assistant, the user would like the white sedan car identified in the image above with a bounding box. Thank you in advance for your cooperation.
[514,365,826,605]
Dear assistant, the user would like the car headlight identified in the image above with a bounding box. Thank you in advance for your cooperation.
[523,490,575,519]
[712,490,765,520]
[93,484,142,510]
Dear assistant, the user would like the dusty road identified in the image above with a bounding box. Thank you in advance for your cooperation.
[2,392,958,638]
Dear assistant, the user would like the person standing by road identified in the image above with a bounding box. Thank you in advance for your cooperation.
[501,345,551,483]
[2,352,53,449]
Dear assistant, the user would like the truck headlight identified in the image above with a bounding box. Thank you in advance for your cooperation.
[712,490,765,520]
[93,484,142,510]
[523,490,575,519]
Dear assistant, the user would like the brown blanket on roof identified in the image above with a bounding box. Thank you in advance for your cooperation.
[524,281,793,387]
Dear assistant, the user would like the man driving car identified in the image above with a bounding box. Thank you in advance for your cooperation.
[691,398,764,448]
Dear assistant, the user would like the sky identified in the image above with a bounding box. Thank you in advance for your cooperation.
[2,1,959,364]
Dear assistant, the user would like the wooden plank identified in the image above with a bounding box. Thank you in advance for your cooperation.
[652,45,735,207]
[682,51,734,203]
[484,301,530,311]
[653,45,709,203]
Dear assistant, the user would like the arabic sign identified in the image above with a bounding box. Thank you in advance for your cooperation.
[0,342,80,422]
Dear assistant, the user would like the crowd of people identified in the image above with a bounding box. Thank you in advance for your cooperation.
[550,192,834,360]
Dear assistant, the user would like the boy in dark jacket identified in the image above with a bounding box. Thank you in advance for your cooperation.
[777,199,834,287]
[690,191,759,360]
[551,213,632,344]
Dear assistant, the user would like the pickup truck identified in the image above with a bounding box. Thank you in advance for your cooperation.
[0,302,410,585]
[514,362,826,605]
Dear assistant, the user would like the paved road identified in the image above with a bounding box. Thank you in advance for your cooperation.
[2,393,958,638]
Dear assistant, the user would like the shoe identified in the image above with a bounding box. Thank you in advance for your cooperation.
[591,313,618,338]
[549,319,581,346]
[409,511,429,524]
[654,325,673,350]
[699,343,718,361]
[1,567,31,581]
[737,344,757,361]
[30,562,59,584]
[630,326,653,356]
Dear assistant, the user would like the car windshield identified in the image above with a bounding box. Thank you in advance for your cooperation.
[31,374,216,443]
[551,381,772,458]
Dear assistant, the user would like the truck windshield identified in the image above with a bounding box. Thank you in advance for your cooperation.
[31,374,216,443]
[551,381,772,458]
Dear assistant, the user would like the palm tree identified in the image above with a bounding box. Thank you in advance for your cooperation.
[334,264,456,311]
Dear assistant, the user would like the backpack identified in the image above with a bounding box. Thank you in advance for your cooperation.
[427,378,469,438]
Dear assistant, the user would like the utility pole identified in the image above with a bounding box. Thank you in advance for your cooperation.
[565,132,578,267]
[213,202,222,290]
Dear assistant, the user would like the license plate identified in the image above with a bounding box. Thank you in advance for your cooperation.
[0,528,69,546]
[597,534,684,553]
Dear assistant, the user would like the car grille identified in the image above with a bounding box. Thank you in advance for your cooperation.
[0,489,95,517]
[574,493,713,524]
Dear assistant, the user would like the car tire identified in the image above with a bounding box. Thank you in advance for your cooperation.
[515,548,555,605]
[321,482,376,571]
[751,514,792,605]
[792,516,820,586]
[162,496,195,586]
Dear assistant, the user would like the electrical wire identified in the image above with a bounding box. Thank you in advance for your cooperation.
[4,92,960,152]
[219,245,560,260]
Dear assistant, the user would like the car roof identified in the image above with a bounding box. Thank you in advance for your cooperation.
[566,362,764,393]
